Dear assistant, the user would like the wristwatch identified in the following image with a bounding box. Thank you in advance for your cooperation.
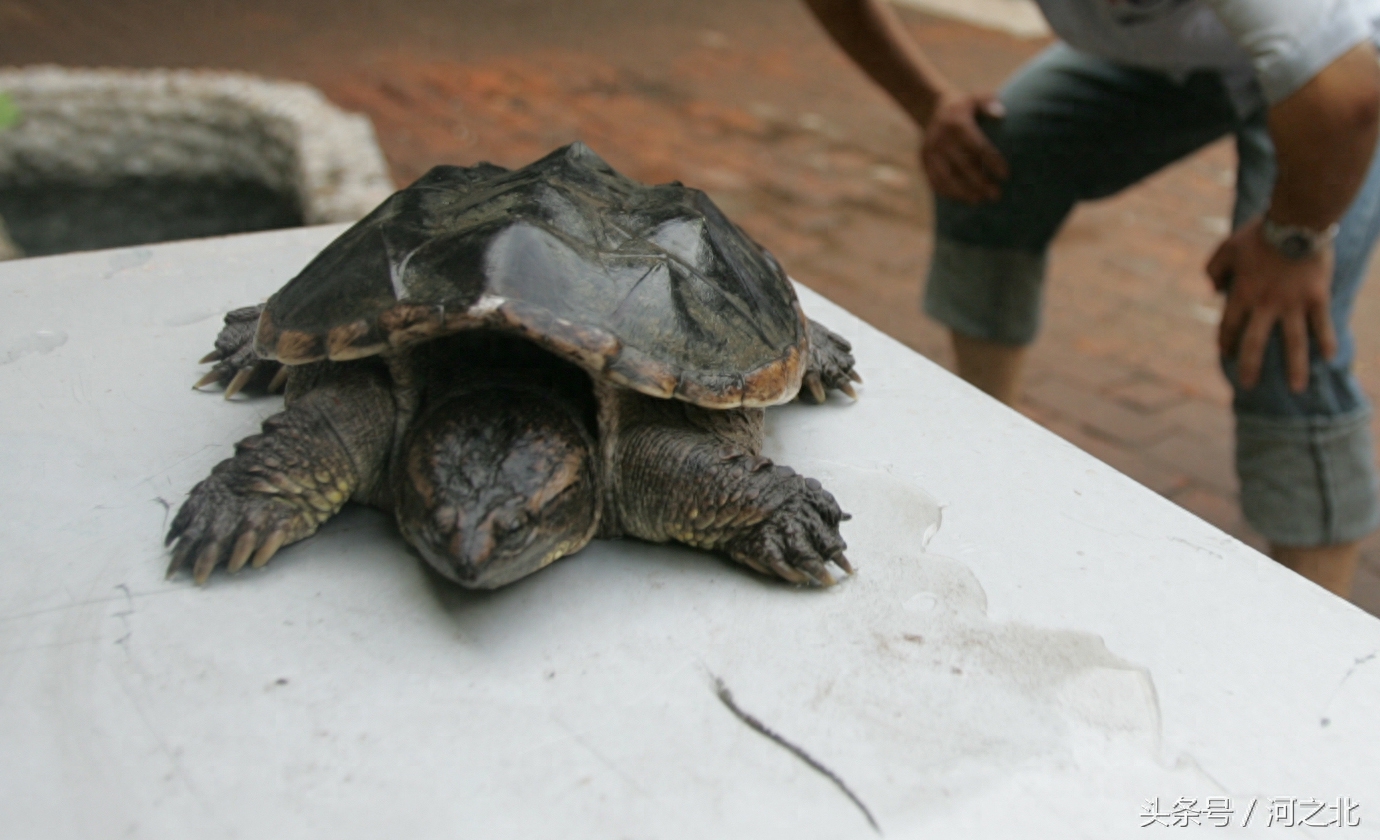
[1261,215,1339,260]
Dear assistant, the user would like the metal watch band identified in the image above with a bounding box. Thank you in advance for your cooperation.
[1261,215,1339,260]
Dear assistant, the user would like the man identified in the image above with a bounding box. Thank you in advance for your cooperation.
[804,0,1380,596]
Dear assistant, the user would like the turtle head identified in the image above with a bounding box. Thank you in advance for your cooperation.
[397,387,599,589]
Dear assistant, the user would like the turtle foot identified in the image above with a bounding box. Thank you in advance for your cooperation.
[723,472,852,587]
[799,320,860,404]
[194,304,284,398]
[165,416,354,584]
[166,481,317,585]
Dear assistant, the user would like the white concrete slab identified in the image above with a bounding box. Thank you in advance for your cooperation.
[1,226,1376,839]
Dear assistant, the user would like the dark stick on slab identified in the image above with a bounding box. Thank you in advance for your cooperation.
[712,675,881,834]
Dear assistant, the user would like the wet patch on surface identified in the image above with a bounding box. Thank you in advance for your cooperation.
[0,328,66,365]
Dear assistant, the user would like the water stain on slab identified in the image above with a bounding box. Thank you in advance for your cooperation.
[1,329,67,365]
[703,464,1161,829]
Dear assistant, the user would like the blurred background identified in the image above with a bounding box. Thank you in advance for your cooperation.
[5,0,1379,613]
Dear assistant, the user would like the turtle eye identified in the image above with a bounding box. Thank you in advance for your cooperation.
[493,509,528,538]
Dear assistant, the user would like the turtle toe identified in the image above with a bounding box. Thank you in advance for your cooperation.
[801,320,860,403]
[724,482,852,587]
[166,454,332,585]
[192,304,283,397]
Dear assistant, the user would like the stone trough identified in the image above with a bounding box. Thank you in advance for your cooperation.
[0,66,393,257]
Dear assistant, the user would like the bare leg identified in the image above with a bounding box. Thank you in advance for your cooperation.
[1272,541,1360,598]
[167,360,395,584]
[951,330,1026,406]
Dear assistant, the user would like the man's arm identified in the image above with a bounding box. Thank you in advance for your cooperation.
[802,0,1008,203]
[1266,42,1380,233]
[1210,41,1380,392]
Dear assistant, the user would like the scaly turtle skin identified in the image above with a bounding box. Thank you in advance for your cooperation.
[168,143,861,589]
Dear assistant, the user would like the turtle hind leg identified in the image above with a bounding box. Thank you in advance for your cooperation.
[610,395,851,586]
[798,319,861,404]
[194,304,285,398]
[167,361,395,585]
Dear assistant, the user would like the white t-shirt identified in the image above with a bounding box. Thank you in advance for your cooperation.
[1034,0,1380,112]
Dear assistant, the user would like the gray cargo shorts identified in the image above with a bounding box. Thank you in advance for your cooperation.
[924,44,1380,546]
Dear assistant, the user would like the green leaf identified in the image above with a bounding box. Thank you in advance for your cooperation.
[0,93,20,131]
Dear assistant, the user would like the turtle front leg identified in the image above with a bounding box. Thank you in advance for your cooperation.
[609,393,851,586]
[167,361,395,584]
[194,303,285,398]
[798,319,861,404]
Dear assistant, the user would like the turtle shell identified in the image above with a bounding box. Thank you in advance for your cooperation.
[253,143,807,408]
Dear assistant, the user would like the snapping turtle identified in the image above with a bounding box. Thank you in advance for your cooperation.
[166,143,860,589]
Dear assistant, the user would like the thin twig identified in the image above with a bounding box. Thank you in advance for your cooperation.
[713,675,881,834]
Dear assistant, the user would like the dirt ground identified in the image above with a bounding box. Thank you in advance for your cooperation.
[7,0,1380,614]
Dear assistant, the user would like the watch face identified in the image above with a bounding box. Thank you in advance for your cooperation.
[1280,232,1313,260]
[1262,217,1336,260]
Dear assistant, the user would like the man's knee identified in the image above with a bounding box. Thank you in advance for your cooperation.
[923,238,1046,345]
[1236,410,1380,546]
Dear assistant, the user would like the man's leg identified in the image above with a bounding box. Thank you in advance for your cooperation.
[1230,120,1380,597]
[925,46,1239,403]
[1273,543,1360,596]
[951,332,1025,406]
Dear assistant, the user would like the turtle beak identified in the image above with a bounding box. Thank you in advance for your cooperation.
[445,507,522,578]
[453,518,497,572]
[422,502,562,589]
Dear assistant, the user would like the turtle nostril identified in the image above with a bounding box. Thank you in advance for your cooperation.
[462,521,498,567]
[432,504,458,531]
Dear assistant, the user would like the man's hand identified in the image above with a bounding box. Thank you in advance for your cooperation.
[1208,216,1336,393]
[800,0,1010,204]
[921,92,1008,204]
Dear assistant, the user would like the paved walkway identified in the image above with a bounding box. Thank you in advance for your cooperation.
[6,0,1378,613]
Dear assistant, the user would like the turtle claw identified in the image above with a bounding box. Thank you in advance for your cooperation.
[268,366,290,394]
[770,559,810,586]
[165,462,318,585]
[193,542,223,585]
[800,559,837,587]
[724,473,851,587]
[223,366,256,400]
[227,531,257,573]
[165,539,191,579]
[802,320,860,403]
[194,357,283,397]
[740,555,772,576]
[191,303,282,398]
[252,530,288,568]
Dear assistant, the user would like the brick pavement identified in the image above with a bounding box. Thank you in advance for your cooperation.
[5,0,1379,612]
